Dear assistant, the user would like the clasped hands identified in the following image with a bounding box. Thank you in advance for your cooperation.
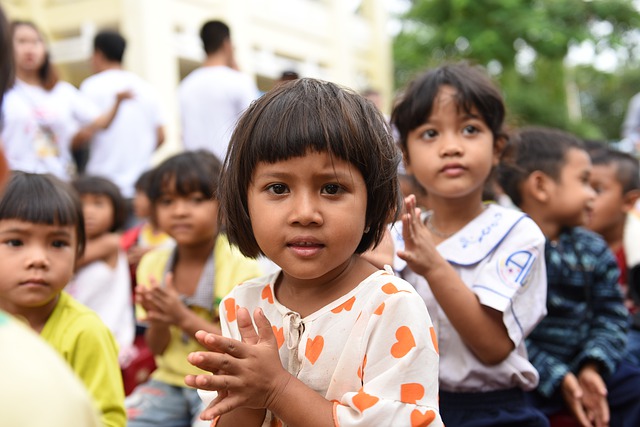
[561,364,609,427]
[184,307,291,421]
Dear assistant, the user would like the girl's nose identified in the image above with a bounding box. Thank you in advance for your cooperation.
[172,199,189,215]
[440,134,463,157]
[289,193,323,226]
[26,246,50,269]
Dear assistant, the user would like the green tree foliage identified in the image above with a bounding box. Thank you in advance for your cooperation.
[393,0,640,139]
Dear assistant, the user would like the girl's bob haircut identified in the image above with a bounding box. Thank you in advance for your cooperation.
[147,149,223,205]
[392,62,506,160]
[72,175,128,232]
[219,78,402,258]
[0,171,85,257]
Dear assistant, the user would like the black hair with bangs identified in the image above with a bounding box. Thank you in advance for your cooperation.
[219,77,402,258]
[391,62,506,161]
[147,150,222,205]
[0,171,85,257]
[72,175,128,232]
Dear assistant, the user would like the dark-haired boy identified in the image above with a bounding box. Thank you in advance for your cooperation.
[586,145,640,368]
[497,127,640,427]
[178,20,258,160]
[79,30,165,204]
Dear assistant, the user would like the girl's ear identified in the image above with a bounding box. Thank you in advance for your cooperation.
[623,189,640,213]
[402,149,412,175]
[523,171,552,204]
[492,135,507,166]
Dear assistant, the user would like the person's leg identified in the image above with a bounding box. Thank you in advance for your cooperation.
[441,389,549,427]
[623,328,640,367]
[126,379,191,427]
[606,361,640,427]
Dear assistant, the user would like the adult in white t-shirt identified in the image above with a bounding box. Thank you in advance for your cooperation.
[80,30,165,198]
[1,22,127,181]
[179,20,258,162]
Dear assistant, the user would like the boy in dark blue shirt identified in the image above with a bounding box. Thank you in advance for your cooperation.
[498,127,640,427]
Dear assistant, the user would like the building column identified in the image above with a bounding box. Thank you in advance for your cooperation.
[221,0,255,79]
[328,0,355,88]
[362,0,393,113]
[121,0,181,158]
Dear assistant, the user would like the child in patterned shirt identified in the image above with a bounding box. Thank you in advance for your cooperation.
[185,78,442,427]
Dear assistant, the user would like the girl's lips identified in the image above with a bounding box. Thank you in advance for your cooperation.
[441,164,465,177]
[20,279,48,287]
[287,240,325,257]
[287,243,324,257]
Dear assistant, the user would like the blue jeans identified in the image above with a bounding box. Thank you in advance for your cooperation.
[126,379,210,427]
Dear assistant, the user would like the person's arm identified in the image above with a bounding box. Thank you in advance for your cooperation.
[75,233,120,269]
[360,227,394,269]
[397,195,513,364]
[622,95,640,141]
[574,242,629,376]
[71,91,131,149]
[143,273,222,337]
[67,311,126,427]
[155,125,165,148]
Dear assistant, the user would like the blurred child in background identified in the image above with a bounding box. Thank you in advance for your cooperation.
[69,175,134,364]
[390,63,549,427]
[0,171,125,427]
[498,127,640,427]
[126,150,262,427]
[586,145,640,367]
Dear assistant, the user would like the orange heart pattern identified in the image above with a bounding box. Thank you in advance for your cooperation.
[374,302,385,315]
[410,409,436,427]
[391,326,416,358]
[269,417,283,427]
[382,283,399,294]
[305,335,324,365]
[352,388,379,413]
[261,285,274,304]
[272,326,284,349]
[401,383,425,404]
[331,296,356,313]
[430,326,439,355]
[224,298,237,322]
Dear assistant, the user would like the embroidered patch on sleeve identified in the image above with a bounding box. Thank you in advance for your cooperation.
[497,248,538,288]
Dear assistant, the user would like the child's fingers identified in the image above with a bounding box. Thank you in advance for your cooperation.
[237,307,259,345]
[254,308,276,345]
[201,392,245,421]
[191,332,249,359]
[164,272,175,291]
[187,352,242,377]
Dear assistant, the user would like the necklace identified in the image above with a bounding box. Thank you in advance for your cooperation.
[425,213,455,239]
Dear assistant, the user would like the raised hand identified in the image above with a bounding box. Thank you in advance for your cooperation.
[184,307,290,420]
[397,194,439,277]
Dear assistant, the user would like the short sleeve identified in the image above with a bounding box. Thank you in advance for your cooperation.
[472,218,547,346]
[472,217,546,313]
[67,315,126,427]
